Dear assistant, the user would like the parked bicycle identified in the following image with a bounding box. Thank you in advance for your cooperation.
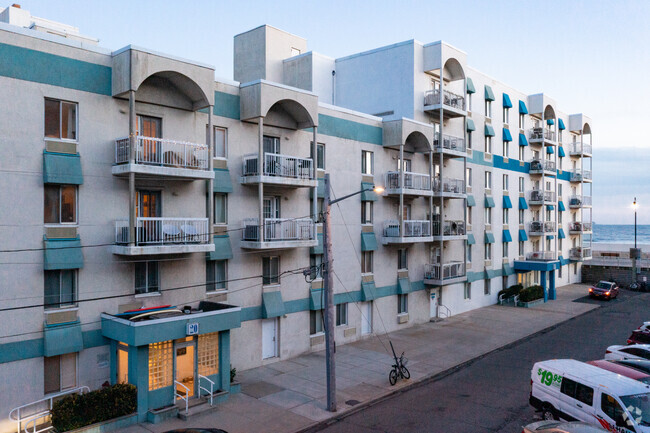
[388,341,410,385]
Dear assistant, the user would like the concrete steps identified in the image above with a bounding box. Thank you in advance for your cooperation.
[177,390,229,421]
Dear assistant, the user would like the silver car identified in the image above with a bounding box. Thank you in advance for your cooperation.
[523,420,608,432]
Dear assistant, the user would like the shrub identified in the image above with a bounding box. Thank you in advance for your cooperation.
[52,383,137,432]
[230,366,237,383]
[519,285,544,303]
[497,284,523,300]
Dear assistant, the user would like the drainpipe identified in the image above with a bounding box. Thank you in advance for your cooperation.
[129,90,136,246]
[399,143,404,237]
[439,67,444,269]
[312,126,318,224]
[258,117,264,242]
[208,106,214,239]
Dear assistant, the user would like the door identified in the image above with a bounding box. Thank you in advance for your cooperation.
[263,196,281,240]
[175,339,196,400]
[430,290,438,319]
[263,136,280,154]
[361,302,372,335]
[136,190,161,243]
[262,318,278,359]
[136,115,162,163]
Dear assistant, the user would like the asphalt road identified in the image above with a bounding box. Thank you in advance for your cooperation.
[316,289,649,433]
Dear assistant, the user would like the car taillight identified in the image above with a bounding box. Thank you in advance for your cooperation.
[628,339,634,344]
[589,288,593,292]
[605,292,610,296]
[606,350,611,354]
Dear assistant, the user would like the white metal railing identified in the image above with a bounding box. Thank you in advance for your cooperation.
[23,411,53,433]
[529,127,556,142]
[115,136,209,170]
[198,374,215,406]
[569,195,592,207]
[570,247,592,260]
[424,89,466,110]
[570,169,592,181]
[10,386,89,433]
[569,222,593,232]
[383,220,431,238]
[433,133,467,153]
[424,262,466,281]
[115,218,209,246]
[544,221,557,232]
[438,304,451,319]
[174,380,189,415]
[569,142,593,155]
[432,219,466,236]
[529,159,556,173]
[529,190,557,203]
[385,171,431,191]
[242,153,314,179]
[242,218,315,242]
[527,251,557,261]
[433,177,466,195]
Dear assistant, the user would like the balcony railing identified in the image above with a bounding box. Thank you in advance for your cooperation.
[242,153,314,179]
[569,195,592,208]
[432,178,466,195]
[115,136,209,170]
[433,133,466,154]
[424,262,466,281]
[529,189,557,204]
[529,159,556,174]
[242,218,315,242]
[570,247,592,260]
[568,143,592,155]
[569,222,593,233]
[385,171,431,191]
[527,251,557,261]
[432,219,466,237]
[529,221,556,235]
[383,220,431,238]
[570,169,592,182]
[529,127,556,142]
[115,217,210,246]
[424,89,466,111]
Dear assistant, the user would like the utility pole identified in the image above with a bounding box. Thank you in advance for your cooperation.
[322,173,336,412]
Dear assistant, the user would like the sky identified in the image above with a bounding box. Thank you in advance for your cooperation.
[14,0,650,224]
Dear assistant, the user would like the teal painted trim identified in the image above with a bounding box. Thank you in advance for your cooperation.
[83,329,107,348]
[361,232,378,251]
[484,85,495,101]
[467,195,476,207]
[558,118,566,130]
[43,237,84,270]
[310,289,324,310]
[466,118,476,132]
[148,386,173,413]
[519,100,529,115]
[467,149,494,168]
[397,277,412,294]
[467,233,476,245]
[284,298,309,314]
[0,43,111,95]
[503,195,513,209]
[502,93,513,108]
[334,291,362,304]
[493,154,531,174]
[466,77,476,94]
[466,271,483,283]
[209,235,233,260]
[485,195,495,208]
[43,151,83,185]
[485,269,501,279]
[361,182,378,201]
[310,233,324,255]
[485,232,495,244]
[241,306,263,321]
[213,91,240,119]
[514,259,559,272]
[317,114,382,145]
[502,127,512,142]
[44,322,83,357]
[503,263,514,276]
[557,170,571,181]
[219,331,231,392]
[213,168,233,193]
[0,338,43,363]
[502,229,512,243]
[262,291,285,318]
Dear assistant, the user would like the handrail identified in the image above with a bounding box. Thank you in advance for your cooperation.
[10,386,89,433]
[23,411,53,433]
[438,304,451,319]
[174,380,189,415]
[198,374,215,406]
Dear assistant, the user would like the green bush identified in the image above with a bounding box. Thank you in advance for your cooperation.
[497,284,523,300]
[52,383,137,432]
[519,285,544,303]
[230,366,237,383]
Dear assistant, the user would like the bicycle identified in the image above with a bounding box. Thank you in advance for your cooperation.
[388,341,410,386]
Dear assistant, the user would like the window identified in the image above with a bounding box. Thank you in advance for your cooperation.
[601,394,630,430]
[310,254,323,280]
[361,150,374,175]
[213,126,227,158]
[519,241,524,256]
[484,279,491,295]
[214,193,227,224]
[397,158,411,172]
[503,242,508,258]
[44,270,76,309]
[558,130,562,144]
[519,209,525,224]
[464,283,471,299]
[502,141,509,158]
[519,145,525,161]
[560,377,593,406]
[468,208,472,225]
[45,99,77,140]
[519,177,525,193]
[558,184,563,197]
[315,198,324,223]
[559,238,563,250]
[485,207,492,225]
[485,171,492,190]
[262,256,280,285]
[485,100,492,118]
[197,332,219,377]
[558,212,563,224]
[361,251,373,274]
[206,260,227,292]
[44,353,76,394]
[361,201,373,224]
[148,341,173,391]
[336,303,348,326]
[467,132,472,149]
[519,113,525,129]
[559,155,563,170]
[503,208,509,225]
[467,244,472,262]
[135,261,159,294]
[485,243,492,260]
[398,249,408,270]
[310,309,324,335]
[466,168,472,188]
[558,265,562,279]
[311,142,325,170]
[468,94,472,112]
[398,294,408,314]
[485,136,492,154]
[503,107,510,124]
[503,174,509,191]
[44,185,77,224]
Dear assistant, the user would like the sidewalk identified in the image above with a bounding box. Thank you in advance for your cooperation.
[124,284,598,433]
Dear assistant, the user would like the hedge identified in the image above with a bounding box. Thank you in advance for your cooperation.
[52,384,137,432]
[497,284,523,300]
[519,285,544,303]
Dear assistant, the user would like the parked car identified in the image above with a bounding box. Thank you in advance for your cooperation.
[523,420,608,432]
[587,360,650,384]
[612,359,650,375]
[628,322,650,345]
[588,281,619,300]
[163,430,228,433]
[605,344,650,361]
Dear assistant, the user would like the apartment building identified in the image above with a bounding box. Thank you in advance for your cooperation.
[0,5,592,430]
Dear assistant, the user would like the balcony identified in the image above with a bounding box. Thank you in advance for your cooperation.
[240,153,317,188]
[529,221,556,236]
[112,136,213,180]
[424,89,466,118]
[241,218,317,249]
[113,217,213,255]
[529,127,556,145]
[569,195,592,209]
[570,246,592,261]
[432,177,466,198]
[433,133,467,157]
[529,189,557,205]
[384,171,432,197]
[527,251,557,261]
[424,262,467,286]
[432,219,466,241]
[570,169,592,183]
[568,142,592,157]
[381,220,432,244]
[569,222,593,234]
[529,159,556,176]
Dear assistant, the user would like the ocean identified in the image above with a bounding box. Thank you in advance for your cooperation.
[593,224,650,245]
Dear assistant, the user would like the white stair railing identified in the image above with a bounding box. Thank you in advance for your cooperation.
[174,380,189,415]
[9,386,89,433]
[23,412,53,433]
[198,374,215,406]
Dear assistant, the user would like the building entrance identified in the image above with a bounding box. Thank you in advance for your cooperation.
[174,338,196,400]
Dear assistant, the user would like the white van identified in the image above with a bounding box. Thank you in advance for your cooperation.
[530,359,650,433]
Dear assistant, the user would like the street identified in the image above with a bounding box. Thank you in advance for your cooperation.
[315,290,649,433]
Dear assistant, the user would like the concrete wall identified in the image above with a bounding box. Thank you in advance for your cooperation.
[582,265,648,286]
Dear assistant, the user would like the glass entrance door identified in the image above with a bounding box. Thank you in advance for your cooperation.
[175,338,196,400]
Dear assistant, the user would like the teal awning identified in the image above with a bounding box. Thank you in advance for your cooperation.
[44,322,83,357]
[467,195,476,207]
[546,205,554,210]
[213,169,233,193]
[485,195,495,208]
[467,272,482,283]
[558,146,566,158]
[466,77,476,94]
[361,182,378,201]
[309,289,323,310]
[558,201,566,212]
[558,229,566,239]
[519,133,529,146]
[546,235,554,240]
[503,263,514,276]
[466,118,476,132]
[503,195,513,209]
[209,235,233,260]
[502,128,513,142]
[558,119,566,130]
[502,93,513,108]
[503,229,512,243]
[310,233,323,255]
[519,197,528,210]
[519,100,528,115]
[484,85,495,101]
[44,238,84,270]
[519,229,528,241]
[361,232,378,251]
[485,232,495,244]
[397,277,412,294]
[547,118,555,126]
[262,291,285,318]
[43,152,83,185]
[485,124,495,137]
[485,269,499,279]
[361,281,377,301]
[547,146,554,154]
[467,233,476,245]
[311,178,325,199]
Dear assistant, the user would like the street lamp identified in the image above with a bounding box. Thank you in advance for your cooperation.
[633,198,638,249]
[321,174,383,412]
